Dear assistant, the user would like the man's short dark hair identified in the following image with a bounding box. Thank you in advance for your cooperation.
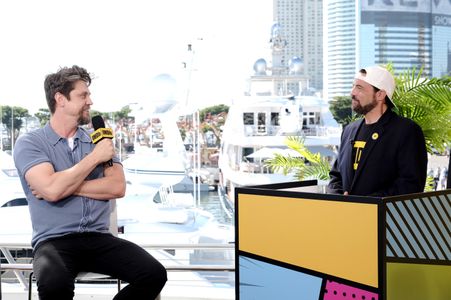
[44,65,91,114]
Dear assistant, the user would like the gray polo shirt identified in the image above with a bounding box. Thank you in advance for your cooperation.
[13,123,120,248]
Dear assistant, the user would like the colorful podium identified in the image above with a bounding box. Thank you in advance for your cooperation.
[235,180,451,300]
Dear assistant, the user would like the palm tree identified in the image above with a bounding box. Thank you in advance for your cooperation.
[391,67,451,154]
[266,66,451,183]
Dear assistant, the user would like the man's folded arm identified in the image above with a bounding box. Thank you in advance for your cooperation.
[74,163,126,200]
[25,152,103,202]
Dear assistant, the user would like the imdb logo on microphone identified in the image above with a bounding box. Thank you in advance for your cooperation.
[90,128,114,144]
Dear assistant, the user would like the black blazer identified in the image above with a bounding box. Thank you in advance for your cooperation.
[327,109,428,197]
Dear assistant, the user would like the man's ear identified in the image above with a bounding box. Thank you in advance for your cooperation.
[54,92,66,108]
[377,90,387,102]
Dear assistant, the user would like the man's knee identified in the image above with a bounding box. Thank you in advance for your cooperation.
[136,261,167,294]
[143,262,167,290]
[155,264,168,290]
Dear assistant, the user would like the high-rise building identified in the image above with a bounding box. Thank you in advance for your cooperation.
[325,0,451,102]
[323,0,357,102]
[273,0,323,92]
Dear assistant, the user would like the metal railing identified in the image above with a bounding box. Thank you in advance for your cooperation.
[1,243,235,294]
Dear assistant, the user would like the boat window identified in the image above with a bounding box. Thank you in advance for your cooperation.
[2,169,19,177]
[270,112,279,126]
[309,113,315,125]
[257,112,266,133]
[243,147,254,163]
[303,112,320,126]
[1,198,28,207]
[243,113,254,125]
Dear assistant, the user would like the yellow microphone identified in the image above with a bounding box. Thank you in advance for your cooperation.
[90,115,114,166]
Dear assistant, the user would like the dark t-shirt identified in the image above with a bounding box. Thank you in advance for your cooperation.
[351,122,378,181]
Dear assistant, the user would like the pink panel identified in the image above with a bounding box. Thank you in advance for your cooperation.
[323,280,378,300]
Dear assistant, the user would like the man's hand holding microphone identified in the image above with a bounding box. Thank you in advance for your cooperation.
[90,115,115,167]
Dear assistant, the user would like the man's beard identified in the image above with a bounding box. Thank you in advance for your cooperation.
[77,109,90,125]
[352,95,377,115]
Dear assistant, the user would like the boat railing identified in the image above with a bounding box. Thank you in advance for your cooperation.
[301,125,341,137]
[239,162,273,174]
[301,126,324,136]
[244,124,341,138]
[244,125,281,136]
[326,126,342,135]
[1,242,235,291]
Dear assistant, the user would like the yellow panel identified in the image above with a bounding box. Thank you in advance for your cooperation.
[387,262,451,300]
[238,193,379,287]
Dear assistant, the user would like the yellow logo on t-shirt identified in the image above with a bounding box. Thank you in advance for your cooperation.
[353,141,366,170]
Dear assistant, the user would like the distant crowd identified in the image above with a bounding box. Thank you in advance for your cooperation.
[429,165,448,191]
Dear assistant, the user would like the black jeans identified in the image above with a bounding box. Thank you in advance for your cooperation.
[33,232,167,300]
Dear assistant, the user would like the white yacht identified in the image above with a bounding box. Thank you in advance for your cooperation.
[122,147,187,189]
[122,84,189,189]
[217,96,341,207]
[217,23,342,211]
[0,151,19,181]
[121,108,213,192]
[122,88,213,192]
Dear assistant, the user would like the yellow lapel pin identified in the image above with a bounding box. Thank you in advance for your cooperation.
[372,133,379,140]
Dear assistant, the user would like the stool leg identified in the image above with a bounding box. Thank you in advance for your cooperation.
[28,272,33,300]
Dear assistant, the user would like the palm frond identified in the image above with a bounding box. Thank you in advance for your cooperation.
[424,176,435,192]
[393,66,451,153]
[265,136,332,181]
[265,154,305,176]
[295,159,331,181]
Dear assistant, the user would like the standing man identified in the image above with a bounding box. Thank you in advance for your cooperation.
[13,65,166,300]
[327,66,428,197]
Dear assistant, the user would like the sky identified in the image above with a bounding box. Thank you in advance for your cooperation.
[0,0,273,114]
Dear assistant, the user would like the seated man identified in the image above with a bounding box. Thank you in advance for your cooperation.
[14,65,167,300]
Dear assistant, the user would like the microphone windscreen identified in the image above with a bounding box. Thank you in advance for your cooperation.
[92,115,106,130]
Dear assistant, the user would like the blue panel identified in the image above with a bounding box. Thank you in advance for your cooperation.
[395,201,435,259]
[386,213,416,258]
[416,198,450,260]
[405,200,444,260]
[386,228,405,258]
[239,256,322,300]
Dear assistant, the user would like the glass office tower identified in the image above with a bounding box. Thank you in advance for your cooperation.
[325,0,451,101]
[324,0,356,101]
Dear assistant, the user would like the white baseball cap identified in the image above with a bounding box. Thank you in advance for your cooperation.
[355,66,396,108]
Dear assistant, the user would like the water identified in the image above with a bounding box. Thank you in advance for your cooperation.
[197,190,234,225]
[150,183,234,224]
